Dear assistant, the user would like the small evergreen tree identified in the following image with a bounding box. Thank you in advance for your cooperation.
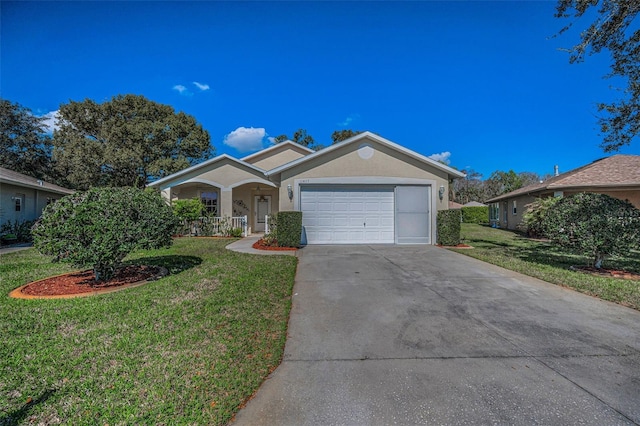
[33,187,178,281]
[543,193,640,268]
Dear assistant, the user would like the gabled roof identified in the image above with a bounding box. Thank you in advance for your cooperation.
[265,131,466,178]
[241,140,315,163]
[0,167,74,195]
[148,154,267,188]
[486,154,640,203]
[464,201,487,207]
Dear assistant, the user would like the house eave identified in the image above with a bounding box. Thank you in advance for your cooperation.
[265,131,466,179]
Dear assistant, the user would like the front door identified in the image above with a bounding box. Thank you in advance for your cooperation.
[254,195,271,232]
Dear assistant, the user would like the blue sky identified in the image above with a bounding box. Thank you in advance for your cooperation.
[2,1,638,179]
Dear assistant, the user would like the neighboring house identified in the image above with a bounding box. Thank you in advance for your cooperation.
[486,154,640,230]
[149,132,465,245]
[449,201,464,209]
[0,167,74,225]
[463,201,487,207]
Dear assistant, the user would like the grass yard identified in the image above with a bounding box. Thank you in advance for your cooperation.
[454,223,640,310]
[0,238,297,425]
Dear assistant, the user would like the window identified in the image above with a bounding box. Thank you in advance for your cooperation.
[489,203,500,222]
[513,200,517,215]
[200,191,218,215]
[15,197,21,212]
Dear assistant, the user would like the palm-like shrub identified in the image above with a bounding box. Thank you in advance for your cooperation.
[33,187,178,281]
[543,193,640,268]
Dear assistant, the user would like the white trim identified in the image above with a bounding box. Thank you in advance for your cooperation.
[254,195,272,232]
[266,131,465,178]
[241,140,315,162]
[228,178,277,189]
[148,154,267,188]
[294,177,438,245]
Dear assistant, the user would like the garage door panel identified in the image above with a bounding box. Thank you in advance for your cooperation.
[301,186,394,244]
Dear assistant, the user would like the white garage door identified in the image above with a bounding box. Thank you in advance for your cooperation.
[300,186,395,244]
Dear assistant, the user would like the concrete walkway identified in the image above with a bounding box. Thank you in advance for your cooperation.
[234,244,640,425]
[0,243,33,255]
[225,234,298,256]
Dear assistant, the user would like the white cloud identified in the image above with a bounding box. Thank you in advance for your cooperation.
[428,151,451,165]
[193,81,210,91]
[338,113,360,127]
[223,127,268,152]
[173,84,188,94]
[40,110,60,133]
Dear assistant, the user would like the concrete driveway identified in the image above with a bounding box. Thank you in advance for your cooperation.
[234,245,640,425]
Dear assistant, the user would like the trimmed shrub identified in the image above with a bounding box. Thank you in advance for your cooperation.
[173,198,205,222]
[0,219,36,243]
[276,211,303,247]
[461,206,489,224]
[437,209,461,246]
[33,187,179,281]
[520,196,560,238]
[543,192,640,269]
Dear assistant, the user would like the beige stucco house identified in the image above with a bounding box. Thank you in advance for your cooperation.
[0,167,74,226]
[149,132,465,244]
[487,154,640,230]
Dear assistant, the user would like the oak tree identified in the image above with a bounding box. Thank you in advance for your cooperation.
[53,94,213,189]
[556,0,640,151]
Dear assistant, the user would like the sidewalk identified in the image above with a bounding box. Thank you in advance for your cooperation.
[225,235,298,256]
[0,243,33,255]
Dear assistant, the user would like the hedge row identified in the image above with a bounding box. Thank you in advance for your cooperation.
[276,211,303,248]
[437,209,461,246]
[461,206,489,224]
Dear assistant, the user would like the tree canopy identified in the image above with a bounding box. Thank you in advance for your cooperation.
[0,98,57,182]
[556,0,640,151]
[274,128,323,150]
[53,94,213,189]
[331,129,363,144]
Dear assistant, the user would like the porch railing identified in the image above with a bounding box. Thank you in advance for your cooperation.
[265,215,271,234]
[182,215,248,237]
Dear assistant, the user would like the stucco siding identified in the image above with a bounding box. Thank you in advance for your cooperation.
[278,141,450,212]
[247,148,309,171]
[0,183,67,225]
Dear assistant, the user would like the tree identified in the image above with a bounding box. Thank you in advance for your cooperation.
[556,0,640,151]
[543,192,640,268]
[53,94,213,189]
[0,98,56,182]
[274,128,322,150]
[484,170,524,199]
[32,187,179,281]
[331,130,363,144]
[521,196,560,237]
[452,168,486,203]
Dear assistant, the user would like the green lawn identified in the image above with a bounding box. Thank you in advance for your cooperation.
[0,238,297,425]
[454,223,640,310]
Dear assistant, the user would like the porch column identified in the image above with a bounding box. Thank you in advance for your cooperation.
[220,188,233,217]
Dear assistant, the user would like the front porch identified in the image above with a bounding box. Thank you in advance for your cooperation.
[163,181,280,236]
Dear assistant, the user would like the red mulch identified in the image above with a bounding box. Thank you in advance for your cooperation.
[571,265,640,281]
[252,239,298,251]
[20,265,162,297]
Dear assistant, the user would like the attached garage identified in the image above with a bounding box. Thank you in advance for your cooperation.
[300,184,432,245]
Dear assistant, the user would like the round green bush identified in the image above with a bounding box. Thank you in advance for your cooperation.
[543,192,640,268]
[33,187,179,281]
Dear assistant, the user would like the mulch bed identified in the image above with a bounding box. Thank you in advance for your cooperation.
[252,239,298,251]
[570,265,640,281]
[12,265,166,298]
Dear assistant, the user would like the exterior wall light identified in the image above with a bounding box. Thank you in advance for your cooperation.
[438,185,445,200]
[287,184,293,201]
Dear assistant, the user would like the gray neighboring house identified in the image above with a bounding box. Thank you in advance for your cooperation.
[486,154,640,230]
[0,167,74,226]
